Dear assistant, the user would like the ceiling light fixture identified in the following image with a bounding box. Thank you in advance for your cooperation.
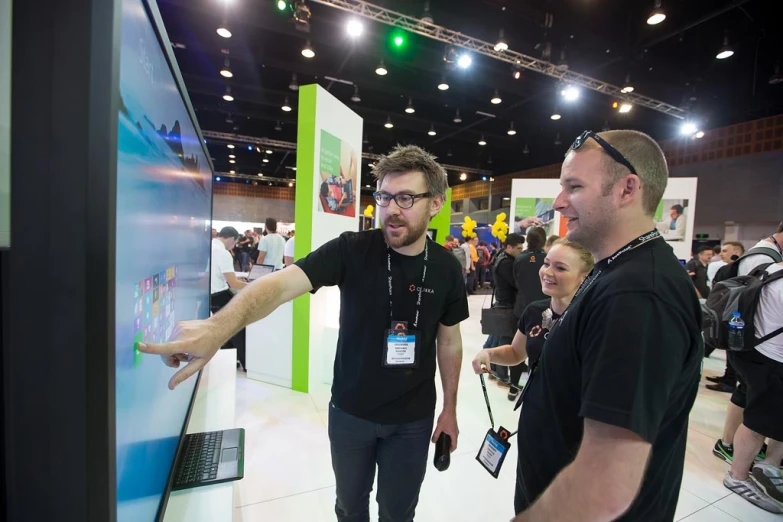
[494,29,508,52]
[274,121,282,131]
[457,54,472,69]
[561,85,580,101]
[289,182,294,187]
[216,25,232,39]
[277,0,288,11]
[428,124,437,136]
[478,134,487,146]
[619,102,633,113]
[523,143,529,155]
[646,0,666,25]
[301,40,315,58]
[351,85,361,103]
[289,73,299,91]
[437,76,449,90]
[507,122,517,135]
[554,133,562,146]
[229,154,236,159]
[227,144,235,149]
[347,19,364,38]
[281,96,292,112]
[230,170,235,174]
[405,98,415,114]
[490,89,502,104]
[421,1,434,24]
[620,74,634,93]
[223,86,234,102]
[716,35,734,60]
[263,158,269,163]
[693,131,705,139]
[770,62,783,85]
[375,60,388,76]
[459,173,467,181]
[220,57,233,78]
[384,116,394,129]
[550,110,561,120]
[229,159,236,164]
[513,67,522,80]
[453,109,462,123]
[680,122,698,136]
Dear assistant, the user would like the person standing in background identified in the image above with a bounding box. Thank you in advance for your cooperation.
[544,235,560,254]
[211,228,218,239]
[257,218,287,269]
[236,230,253,272]
[686,245,713,298]
[460,238,475,294]
[210,227,248,368]
[284,234,295,267]
[469,237,480,293]
[476,241,491,288]
[707,241,745,287]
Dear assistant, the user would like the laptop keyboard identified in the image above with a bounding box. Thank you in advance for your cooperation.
[174,431,223,487]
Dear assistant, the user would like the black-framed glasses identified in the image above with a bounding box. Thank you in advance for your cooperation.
[571,131,637,175]
[373,191,432,209]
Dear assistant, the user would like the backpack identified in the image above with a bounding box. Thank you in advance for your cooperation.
[702,261,783,352]
[450,244,467,267]
[477,246,488,265]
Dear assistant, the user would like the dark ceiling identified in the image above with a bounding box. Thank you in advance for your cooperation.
[158,0,782,189]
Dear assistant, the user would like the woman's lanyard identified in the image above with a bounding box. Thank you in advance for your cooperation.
[387,239,429,329]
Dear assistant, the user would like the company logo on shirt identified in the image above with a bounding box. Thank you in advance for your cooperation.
[529,255,537,262]
[529,325,542,338]
[408,284,435,294]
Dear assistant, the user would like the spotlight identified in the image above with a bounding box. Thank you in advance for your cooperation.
[229,154,236,158]
[459,173,467,181]
[216,177,221,181]
[716,36,734,60]
[351,85,361,103]
[405,98,415,114]
[216,26,232,39]
[428,124,437,136]
[513,67,522,80]
[550,111,561,120]
[619,102,633,113]
[247,145,253,151]
[693,131,705,139]
[289,182,294,187]
[223,86,234,102]
[621,74,634,93]
[494,29,508,52]
[437,77,450,90]
[421,0,433,23]
[507,122,516,136]
[561,85,580,101]
[680,122,698,136]
[482,176,487,181]
[384,116,394,129]
[281,96,292,111]
[220,58,233,78]
[478,134,487,146]
[230,170,236,174]
[229,159,236,164]
[375,60,388,76]
[289,73,299,91]
[301,40,315,58]
[394,35,404,47]
[265,149,273,154]
[457,54,472,69]
[453,109,462,123]
[263,158,270,163]
[258,172,264,177]
[227,144,235,149]
[347,19,364,38]
[646,0,666,25]
[277,0,287,11]
[490,89,502,104]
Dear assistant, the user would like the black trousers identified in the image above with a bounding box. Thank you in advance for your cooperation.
[210,289,246,367]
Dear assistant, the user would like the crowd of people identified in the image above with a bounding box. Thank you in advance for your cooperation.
[141,133,783,520]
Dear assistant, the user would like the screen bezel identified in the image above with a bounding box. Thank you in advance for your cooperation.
[125,0,216,520]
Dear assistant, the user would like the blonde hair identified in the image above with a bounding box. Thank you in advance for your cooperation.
[597,130,668,217]
[553,238,595,274]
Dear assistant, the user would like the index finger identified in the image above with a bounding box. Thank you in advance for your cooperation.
[137,341,182,356]
[168,357,207,390]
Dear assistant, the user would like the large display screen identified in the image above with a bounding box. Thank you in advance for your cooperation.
[114,0,212,520]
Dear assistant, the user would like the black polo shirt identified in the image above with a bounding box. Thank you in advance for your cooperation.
[513,249,547,317]
[517,299,559,366]
[492,252,517,308]
[516,235,702,520]
[296,230,469,424]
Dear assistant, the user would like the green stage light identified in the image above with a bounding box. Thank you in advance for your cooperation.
[277,0,287,11]
[394,35,404,47]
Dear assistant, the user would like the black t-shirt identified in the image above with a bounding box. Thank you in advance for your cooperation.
[492,252,517,307]
[513,249,547,317]
[296,230,469,424]
[517,299,560,366]
[516,236,702,520]
[685,258,710,298]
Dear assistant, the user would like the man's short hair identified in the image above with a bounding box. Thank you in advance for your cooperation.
[671,204,684,215]
[445,234,454,242]
[526,227,547,250]
[546,235,560,248]
[724,241,745,255]
[372,144,448,198]
[712,245,721,255]
[265,218,278,233]
[479,241,487,247]
[697,245,713,255]
[595,130,669,217]
[504,233,525,248]
[218,226,240,240]
[777,221,783,234]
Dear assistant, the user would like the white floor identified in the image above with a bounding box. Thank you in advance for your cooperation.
[232,294,780,521]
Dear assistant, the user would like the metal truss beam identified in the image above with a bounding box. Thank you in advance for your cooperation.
[203,131,493,175]
[310,0,688,120]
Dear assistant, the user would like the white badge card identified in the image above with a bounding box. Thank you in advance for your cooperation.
[476,427,511,479]
[383,329,420,369]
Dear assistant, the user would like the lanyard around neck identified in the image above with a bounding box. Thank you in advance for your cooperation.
[387,239,429,329]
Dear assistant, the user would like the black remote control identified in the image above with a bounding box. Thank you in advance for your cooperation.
[433,433,451,471]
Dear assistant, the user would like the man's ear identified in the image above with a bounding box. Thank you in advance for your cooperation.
[430,195,445,217]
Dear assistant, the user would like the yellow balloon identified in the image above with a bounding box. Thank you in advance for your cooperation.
[363,205,374,218]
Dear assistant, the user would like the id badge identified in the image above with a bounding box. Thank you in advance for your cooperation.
[383,321,419,369]
[476,426,511,479]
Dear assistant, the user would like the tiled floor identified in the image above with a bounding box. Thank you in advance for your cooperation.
[233,294,778,521]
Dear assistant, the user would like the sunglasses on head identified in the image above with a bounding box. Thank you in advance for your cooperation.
[571,131,637,175]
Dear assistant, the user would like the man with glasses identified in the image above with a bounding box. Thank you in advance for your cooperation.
[495,130,702,521]
[139,144,468,522]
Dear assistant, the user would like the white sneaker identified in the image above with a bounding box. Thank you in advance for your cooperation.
[752,463,783,505]
[724,472,783,514]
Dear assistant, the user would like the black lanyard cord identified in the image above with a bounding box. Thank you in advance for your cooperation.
[387,239,429,329]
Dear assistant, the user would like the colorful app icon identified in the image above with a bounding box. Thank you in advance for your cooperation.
[153,288,159,302]
[134,284,140,300]
[134,315,142,333]
[133,332,144,368]
[144,277,152,293]
[152,301,160,318]
[153,273,160,288]
[159,271,166,284]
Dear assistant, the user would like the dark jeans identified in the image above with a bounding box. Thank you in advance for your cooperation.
[477,264,489,287]
[509,360,528,388]
[328,402,434,522]
[466,270,476,294]
[238,251,251,272]
[210,289,246,367]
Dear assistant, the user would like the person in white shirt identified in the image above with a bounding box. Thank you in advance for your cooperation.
[655,204,686,241]
[284,236,295,267]
[211,227,248,368]
[707,241,745,286]
[256,218,286,269]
